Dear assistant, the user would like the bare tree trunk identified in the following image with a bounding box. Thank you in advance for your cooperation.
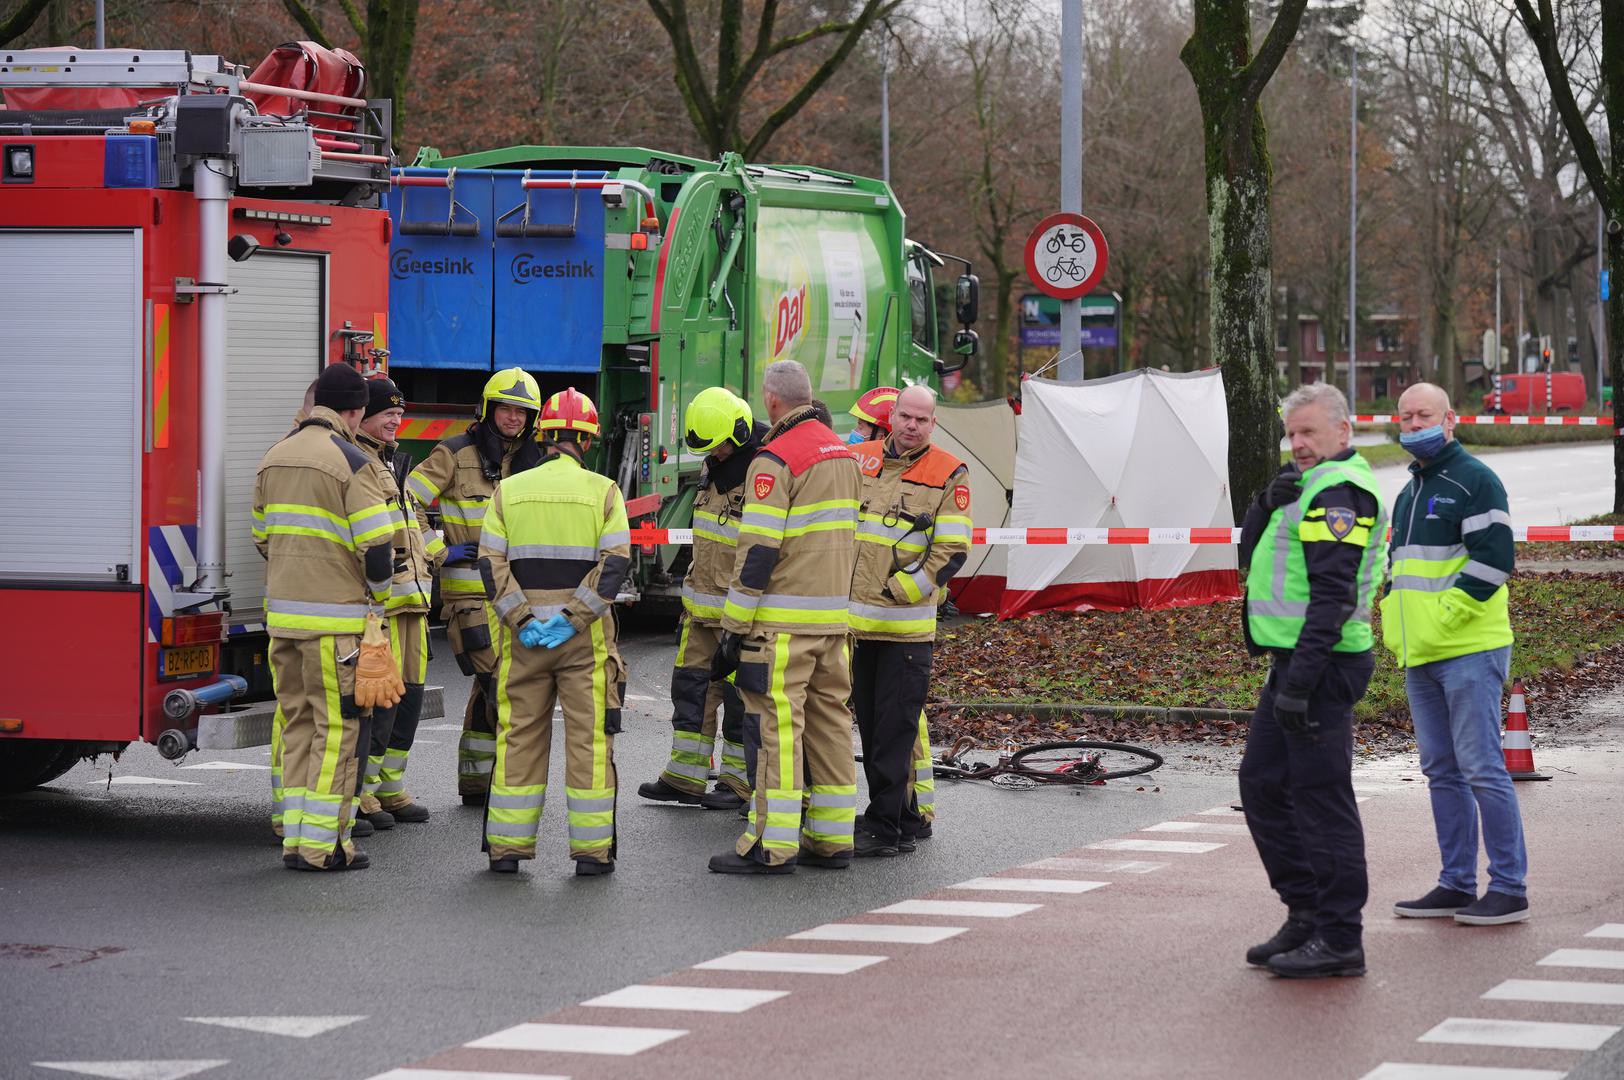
[1573,243,1601,401]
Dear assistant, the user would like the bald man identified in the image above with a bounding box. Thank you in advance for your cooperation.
[1384,383,1528,925]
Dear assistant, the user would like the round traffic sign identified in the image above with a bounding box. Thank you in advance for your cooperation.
[1024,212,1109,300]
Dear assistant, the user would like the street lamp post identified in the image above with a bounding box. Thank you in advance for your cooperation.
[1058,0,1083,381]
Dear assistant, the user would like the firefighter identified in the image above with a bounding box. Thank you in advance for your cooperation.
[638,387,767,811]
[847,385,898,444]
[355,376,438,827]
[406,368,545,804]
[253,362,403,871]
[847,384,972,856]
[478,388,630,876]
[708,360,862,875]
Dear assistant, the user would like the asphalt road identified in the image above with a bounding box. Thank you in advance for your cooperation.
[1371,442,1614,524]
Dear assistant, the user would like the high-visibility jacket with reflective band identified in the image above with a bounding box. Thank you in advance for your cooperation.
[1380,439,1515,668]
[684,462,752,624]
[358,432,438,616]
[722,406,861,637]
[1245,453,1389,653]
[848,437,972,641]
[479,453,632,633]
[405,430,530,601]
[252,407,404,639]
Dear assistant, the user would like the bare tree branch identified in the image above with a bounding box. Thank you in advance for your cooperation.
[0,0,52,48]
[280,0,334,49]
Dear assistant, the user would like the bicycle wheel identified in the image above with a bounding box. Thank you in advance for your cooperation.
[1008,740,1163,783]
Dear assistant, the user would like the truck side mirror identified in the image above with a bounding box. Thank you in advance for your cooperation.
[935,328,978,374]
[955,273,979,326]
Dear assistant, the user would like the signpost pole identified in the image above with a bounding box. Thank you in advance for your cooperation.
[1059,0,1083,381]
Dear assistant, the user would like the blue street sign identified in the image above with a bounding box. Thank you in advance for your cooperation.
[1603,269,1611,302]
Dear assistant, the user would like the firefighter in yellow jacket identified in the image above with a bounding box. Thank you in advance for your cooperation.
[848,384,972,856]
[254,362,403,871]
[406,368,545,802]
[708,360,862,875]
[478,388,630,876]
[356,376,439,827]
[638,387,767,811]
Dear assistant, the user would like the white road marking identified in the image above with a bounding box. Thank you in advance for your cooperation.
[181,1015,365,1038]
[1140,821,1250,835]
[872,899,1041,918]
[1584,923,1624,939]
[1359,1065,1567,1080]
[1417,1017,1619,1051]
[177,761,272,771]
[1085,838,1225,854]
[1538,948,1624,971]
[418,723,464,732]
[365,1070,569,1080]
[1022,857,1167,874]
[790,924,967,944]
[365,1071,568,1080]
[948,877,1109,894]
[693,951,886,975]
[1484,979,1624,1005]
[466,1022,687,1055]
[33,1063,229,1080]
[85,776,202,787]
[626,694,659,702]
[581,985,788,1012]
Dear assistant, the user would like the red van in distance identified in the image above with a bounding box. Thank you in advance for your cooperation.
[1481,372,1587,414]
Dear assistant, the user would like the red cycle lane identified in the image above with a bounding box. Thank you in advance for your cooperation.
[378,745,1624,1080]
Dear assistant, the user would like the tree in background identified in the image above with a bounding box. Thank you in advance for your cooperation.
[1181,0,1309,516]
[280,0,421,140]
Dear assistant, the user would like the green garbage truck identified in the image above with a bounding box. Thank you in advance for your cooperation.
[385,145,977,603]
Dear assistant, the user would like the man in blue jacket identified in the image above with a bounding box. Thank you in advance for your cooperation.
[1383,383,1528,926]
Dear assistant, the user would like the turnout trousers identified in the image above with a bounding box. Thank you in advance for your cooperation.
[661,615,748,797]
[1239,652,1374,950]
[268,633,363,869]
[734,631,857,867]
[362,613,429,810]
[851,639,933,845]
[446,600,500,797]
[486,617,625,865]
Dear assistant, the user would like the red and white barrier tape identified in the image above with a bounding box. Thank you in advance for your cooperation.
[628,525,1624,547]
[1354,413,1614,428]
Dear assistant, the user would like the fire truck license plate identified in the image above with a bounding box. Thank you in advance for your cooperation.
[160,645,217,680]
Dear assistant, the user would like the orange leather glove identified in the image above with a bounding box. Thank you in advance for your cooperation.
[354,612,404,710]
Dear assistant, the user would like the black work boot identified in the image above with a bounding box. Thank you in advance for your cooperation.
[386,801,431,823]
[638,777,704,805]
[709,850,795,875]
[1267,936,1366,979]
[855,831,900,858]
[700,786,747,811]
[1246,913,1315,966]
[460,792,487,807]
[798,849,852,869]
[488,856,520,874]
[575,858,615,877]
[351,815,376,838]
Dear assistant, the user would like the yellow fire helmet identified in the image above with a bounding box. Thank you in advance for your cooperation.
[480,367,542,420]
[684,386,753,453]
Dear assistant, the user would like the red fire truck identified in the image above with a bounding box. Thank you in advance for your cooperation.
[0,47,404,792]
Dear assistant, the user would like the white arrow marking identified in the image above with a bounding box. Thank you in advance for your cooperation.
[181,1015,367,1038]
[86,776,202,786]
[177,761,272,771]
[33,1062,229,1080]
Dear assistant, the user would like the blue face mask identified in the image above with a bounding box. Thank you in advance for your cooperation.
[846,430,865,445]
[1399,424,1448,459]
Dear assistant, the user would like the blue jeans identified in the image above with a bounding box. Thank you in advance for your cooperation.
[1405,646,1527,897]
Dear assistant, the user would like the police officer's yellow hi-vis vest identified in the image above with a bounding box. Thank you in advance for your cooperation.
[1245,454,1389,653]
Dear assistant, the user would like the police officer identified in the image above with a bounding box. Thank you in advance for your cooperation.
[848,385,898,445]
[639,387,767,811]
[708,360,862,875]
[847,385,972,856]
[406,368,545,803]
[254,362,403,871]
[355,376,437,827]
[1238,382,1389,977]
[478,388,631,876]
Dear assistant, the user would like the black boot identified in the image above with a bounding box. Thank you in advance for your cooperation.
[700,786,747,811]
[1245,913,1314,966]
[575,858,615,877]
[854,831,899,858]
[638,777,703,805]
[488,856,519,874]
[1267,936,1366,979]
[709,850,795,875]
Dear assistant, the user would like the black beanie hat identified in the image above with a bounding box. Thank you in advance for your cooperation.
[314,363,369,412]
[364,376,405,419]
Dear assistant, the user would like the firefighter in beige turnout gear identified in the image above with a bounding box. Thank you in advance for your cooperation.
[708,361,862,875]
[407,368,545,803]
[478,388,631,876]
[356,376,438,827]
[848,385,971,855]
[638,387,766,811]
[255,363,403,871]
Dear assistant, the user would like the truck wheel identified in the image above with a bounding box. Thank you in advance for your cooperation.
[0,740,83,795]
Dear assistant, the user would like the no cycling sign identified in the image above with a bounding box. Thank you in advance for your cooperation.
[1024,212,1109,300]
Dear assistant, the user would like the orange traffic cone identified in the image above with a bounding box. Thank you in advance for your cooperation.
[1502,678,1550,781]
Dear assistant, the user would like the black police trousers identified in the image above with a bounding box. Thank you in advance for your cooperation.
[1239,651,1374,951]
[852,639,933,845]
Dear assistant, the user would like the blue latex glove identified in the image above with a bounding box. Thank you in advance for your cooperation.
[517,618,550,649]
[536,613,577,649]
[444,542,478,563]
